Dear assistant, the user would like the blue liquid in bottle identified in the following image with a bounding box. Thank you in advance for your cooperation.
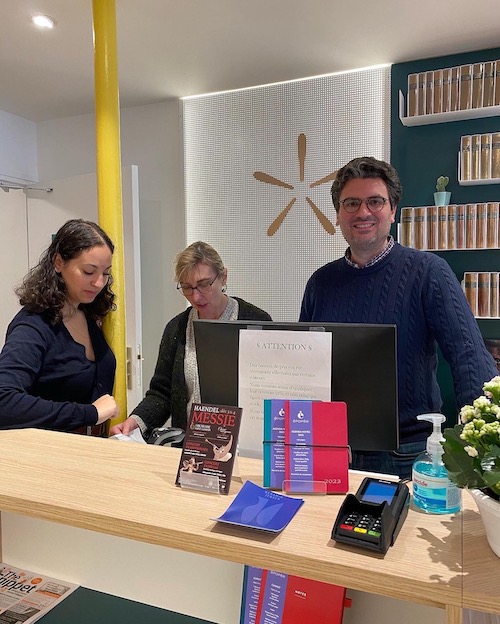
[412,413,461,515]
[412,457,461,514]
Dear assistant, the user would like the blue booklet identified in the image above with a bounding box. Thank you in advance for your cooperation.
[213,480,304,532]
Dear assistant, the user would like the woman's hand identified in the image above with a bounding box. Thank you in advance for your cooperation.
[93,394,119,424]
[109,416,139,436]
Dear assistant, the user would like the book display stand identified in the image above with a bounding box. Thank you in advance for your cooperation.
[178,471,221,494]
[282,478,327,495]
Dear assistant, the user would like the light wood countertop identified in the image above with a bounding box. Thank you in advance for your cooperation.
[0,428,497,622]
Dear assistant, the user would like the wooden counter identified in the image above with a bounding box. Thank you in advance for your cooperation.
[0,429,497,624]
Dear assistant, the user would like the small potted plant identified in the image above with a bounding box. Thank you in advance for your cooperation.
[442,376,500,557]
[434,175,451,207]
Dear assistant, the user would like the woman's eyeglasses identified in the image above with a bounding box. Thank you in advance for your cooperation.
[177,274,219,296]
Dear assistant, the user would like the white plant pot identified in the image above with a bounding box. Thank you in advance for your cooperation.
[470,488,500,558]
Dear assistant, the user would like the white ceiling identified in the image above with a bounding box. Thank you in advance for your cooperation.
[2,0,500,123]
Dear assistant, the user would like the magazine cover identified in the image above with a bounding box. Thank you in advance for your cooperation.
[0,563,78,624]
[175,402,242,495]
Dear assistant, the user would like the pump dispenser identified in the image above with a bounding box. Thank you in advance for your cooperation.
[412,413,461,514]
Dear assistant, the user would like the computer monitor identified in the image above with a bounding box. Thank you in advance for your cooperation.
[193,320,398,452]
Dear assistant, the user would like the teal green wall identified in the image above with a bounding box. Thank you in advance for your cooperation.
[391,47,500,422]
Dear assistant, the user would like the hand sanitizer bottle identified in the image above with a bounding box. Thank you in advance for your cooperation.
[412,413,461,514]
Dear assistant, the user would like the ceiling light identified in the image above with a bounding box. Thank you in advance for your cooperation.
[31,14,56,29]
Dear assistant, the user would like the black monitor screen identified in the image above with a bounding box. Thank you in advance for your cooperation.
[193,320,398,452]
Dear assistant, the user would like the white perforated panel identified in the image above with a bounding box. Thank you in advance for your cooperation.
[182,66,390,321]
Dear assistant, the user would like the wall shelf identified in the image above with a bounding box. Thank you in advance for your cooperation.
[426,247,500,252]
[459,177,500,186]
[399,91,500,127]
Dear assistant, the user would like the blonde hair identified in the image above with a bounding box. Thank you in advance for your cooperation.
[174,241,225,283]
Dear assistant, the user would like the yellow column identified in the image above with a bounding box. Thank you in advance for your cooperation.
[92,0,127,427]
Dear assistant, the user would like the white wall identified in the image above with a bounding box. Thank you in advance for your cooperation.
[0,189,28,345]
[0,110,38,184]
[35,100,186,397]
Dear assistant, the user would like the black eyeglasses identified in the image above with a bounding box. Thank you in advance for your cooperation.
[177,274,219,296]
[339,197,389,213]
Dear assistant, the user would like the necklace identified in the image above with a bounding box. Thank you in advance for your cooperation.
[63,310,90,340]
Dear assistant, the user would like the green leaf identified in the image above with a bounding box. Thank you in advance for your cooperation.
[481,450,500,492]
[442,426,487,489]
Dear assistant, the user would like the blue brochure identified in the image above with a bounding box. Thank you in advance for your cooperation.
[213,480,304,532]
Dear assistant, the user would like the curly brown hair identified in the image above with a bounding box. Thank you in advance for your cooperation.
[16,219,116,324]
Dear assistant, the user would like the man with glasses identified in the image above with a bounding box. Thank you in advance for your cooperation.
[300,156,497,479]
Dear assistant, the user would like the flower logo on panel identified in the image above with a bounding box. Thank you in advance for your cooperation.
[254,133,337,236]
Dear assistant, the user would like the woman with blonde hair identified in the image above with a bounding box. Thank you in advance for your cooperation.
[111,241,271,438]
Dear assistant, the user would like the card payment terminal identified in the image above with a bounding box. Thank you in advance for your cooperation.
[332,477,410,554]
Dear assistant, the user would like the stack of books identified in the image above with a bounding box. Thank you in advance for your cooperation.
[463,272,500,318]
[400,203,499,251]
[240,566,350,624]
[407,60,500,117]
[263,399,349,494]
[460,132,500,181]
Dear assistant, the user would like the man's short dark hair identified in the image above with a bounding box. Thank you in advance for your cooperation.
[331,156,402,212]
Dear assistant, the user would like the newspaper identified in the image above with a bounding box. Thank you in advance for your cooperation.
[0,563,78,624]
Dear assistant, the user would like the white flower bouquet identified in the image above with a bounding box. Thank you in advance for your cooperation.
[442,376,500,499]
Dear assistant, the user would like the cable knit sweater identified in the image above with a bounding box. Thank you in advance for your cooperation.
[132,297,272,436]
[299,242,497,444]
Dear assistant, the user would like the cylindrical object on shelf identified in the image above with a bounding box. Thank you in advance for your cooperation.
[461,135,471,181]
[471,135,481,180]
[413,206,426,250]
[456,205,466,249]
[491,132,500,179]
[463,272,478,317]
[459,64,472,110]
[407,74,418,117]
[465,204,477,249]
[438,205,448,250]
[400,207,414,247]
[471,63,484,109]
[426,205,437,250]
[490,272,499,319]
[486,202,499,249]
[447,205,457,250]
[483,61,495,107]
[450,66,459,112]
[433,69,443,115]
[480,133,492,179]
[476,203,487,249]
[478,272,491,318]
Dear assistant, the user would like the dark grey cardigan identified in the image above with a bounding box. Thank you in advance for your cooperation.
[132,297,271,435]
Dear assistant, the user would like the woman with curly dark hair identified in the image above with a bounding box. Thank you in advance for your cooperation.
[0,219,119,431]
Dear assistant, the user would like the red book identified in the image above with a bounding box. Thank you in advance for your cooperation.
[241,566,349,624]
[284,400,349,494]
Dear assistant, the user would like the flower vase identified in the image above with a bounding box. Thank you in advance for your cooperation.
[470,488,500,558]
